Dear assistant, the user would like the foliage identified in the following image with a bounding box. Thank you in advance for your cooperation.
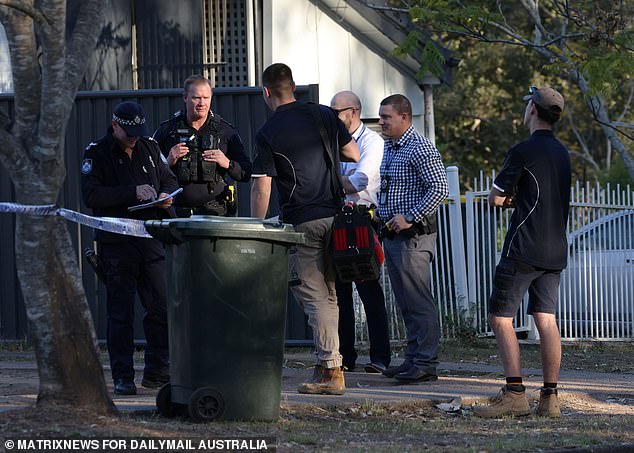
[599,157,634,189]
[378,0,634,186]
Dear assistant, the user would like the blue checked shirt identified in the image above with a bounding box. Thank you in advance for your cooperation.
[378,125,448,222]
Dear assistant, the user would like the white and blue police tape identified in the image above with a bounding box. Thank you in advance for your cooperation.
[0,202,152,238]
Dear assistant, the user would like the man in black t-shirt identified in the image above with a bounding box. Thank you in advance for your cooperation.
[475,87,571,418]
[251,63,359,395]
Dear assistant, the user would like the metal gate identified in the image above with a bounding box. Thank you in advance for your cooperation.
[462,173,634,340]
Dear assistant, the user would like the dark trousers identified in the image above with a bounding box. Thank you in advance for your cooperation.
[383,233,440,374]
[100,238,169,381]
[336,278,391,369]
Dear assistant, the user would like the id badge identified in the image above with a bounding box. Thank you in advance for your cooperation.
[379,175,390,205]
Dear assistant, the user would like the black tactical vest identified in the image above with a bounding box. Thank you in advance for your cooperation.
[171,119,222,185]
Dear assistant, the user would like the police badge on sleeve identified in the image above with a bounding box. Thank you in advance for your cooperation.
[81,158,93,174]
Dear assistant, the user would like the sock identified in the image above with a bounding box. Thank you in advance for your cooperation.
[505,377,525,392]
[543,382,558,395]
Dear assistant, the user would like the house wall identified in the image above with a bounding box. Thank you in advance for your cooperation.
[263,0,425,131]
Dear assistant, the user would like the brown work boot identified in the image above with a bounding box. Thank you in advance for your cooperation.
[298,366,346,395]
[474,386,530,418]
[536,387,561,417]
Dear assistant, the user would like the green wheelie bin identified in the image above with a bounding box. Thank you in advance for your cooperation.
[144,216,304,422]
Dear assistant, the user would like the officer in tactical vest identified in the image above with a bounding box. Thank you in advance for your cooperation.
[153,74,252,216]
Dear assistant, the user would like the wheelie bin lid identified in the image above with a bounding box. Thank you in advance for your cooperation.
[145,216,306,245]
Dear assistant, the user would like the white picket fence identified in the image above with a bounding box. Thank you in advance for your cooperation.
[353,167,634,343]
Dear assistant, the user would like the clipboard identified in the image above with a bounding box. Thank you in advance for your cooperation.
[128,188,183,212]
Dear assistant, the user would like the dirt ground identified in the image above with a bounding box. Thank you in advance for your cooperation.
[1,342,634,452]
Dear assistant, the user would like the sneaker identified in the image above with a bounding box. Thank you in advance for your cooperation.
[141,374,169,389]
[364,362,387,374]
[473,386,530,418]
[342,364,357,372]
[298,366,346,395]
[536,387,561,417]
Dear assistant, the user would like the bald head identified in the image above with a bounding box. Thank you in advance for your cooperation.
[331,90,362,133]
[331,91,361,111]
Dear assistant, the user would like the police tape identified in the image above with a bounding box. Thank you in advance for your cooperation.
[0,202,153,238]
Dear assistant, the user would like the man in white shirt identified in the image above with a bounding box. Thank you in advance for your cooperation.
[331,90,391,373]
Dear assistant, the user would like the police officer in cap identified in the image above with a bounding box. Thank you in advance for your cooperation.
[81,101,178,395]
[153,74,252,216]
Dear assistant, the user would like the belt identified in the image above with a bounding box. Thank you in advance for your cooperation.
[379,213,438,240]
[175,200,227,217]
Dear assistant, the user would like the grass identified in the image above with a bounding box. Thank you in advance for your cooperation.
[436,337,634,373]
[2,339,634,452]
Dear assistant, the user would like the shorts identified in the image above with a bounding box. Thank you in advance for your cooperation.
[489,256,561,317]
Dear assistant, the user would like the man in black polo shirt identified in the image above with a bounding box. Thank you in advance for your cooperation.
[475,87,571,418]
[250,63,359,395]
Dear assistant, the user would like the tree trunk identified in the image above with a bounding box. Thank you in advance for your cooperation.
[14,179,115,414]
[571,71,634,182]
[0,0,112,414]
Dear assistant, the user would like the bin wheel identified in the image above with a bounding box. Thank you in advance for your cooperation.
[156,384,182,418]
[188,387,225,422]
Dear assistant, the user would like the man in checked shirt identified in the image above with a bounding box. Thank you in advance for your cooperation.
[377,94,449,382]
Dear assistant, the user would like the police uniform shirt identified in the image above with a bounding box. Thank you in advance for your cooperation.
[81,129,179,241]
[152,110,252,208]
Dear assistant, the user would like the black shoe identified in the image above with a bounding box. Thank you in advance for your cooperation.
[382,361,413,378]
[141,375,169,389]
[394,366,438,382]
[364,362,387,374]
[114,379,137,395]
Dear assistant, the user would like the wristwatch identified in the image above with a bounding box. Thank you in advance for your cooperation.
[404,213,415,224]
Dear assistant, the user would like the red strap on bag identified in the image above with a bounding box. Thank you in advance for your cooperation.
[373,231,384,265]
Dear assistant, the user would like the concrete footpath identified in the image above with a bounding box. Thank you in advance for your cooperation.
[1,351,633,415]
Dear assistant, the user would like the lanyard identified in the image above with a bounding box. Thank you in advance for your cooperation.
[383,140,399,174]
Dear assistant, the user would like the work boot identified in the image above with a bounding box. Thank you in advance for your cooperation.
[141,374,169,389]
[536,387,561,417]
[474,386,530,418]
[298,366,346,395]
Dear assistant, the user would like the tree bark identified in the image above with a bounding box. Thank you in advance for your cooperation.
[0,0,114,414]
[15,209,115,413]
[571,73,634,180]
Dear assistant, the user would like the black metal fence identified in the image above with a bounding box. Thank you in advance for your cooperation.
[0,85,318,344]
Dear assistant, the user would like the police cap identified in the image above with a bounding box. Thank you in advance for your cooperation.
[112,102,149,137]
